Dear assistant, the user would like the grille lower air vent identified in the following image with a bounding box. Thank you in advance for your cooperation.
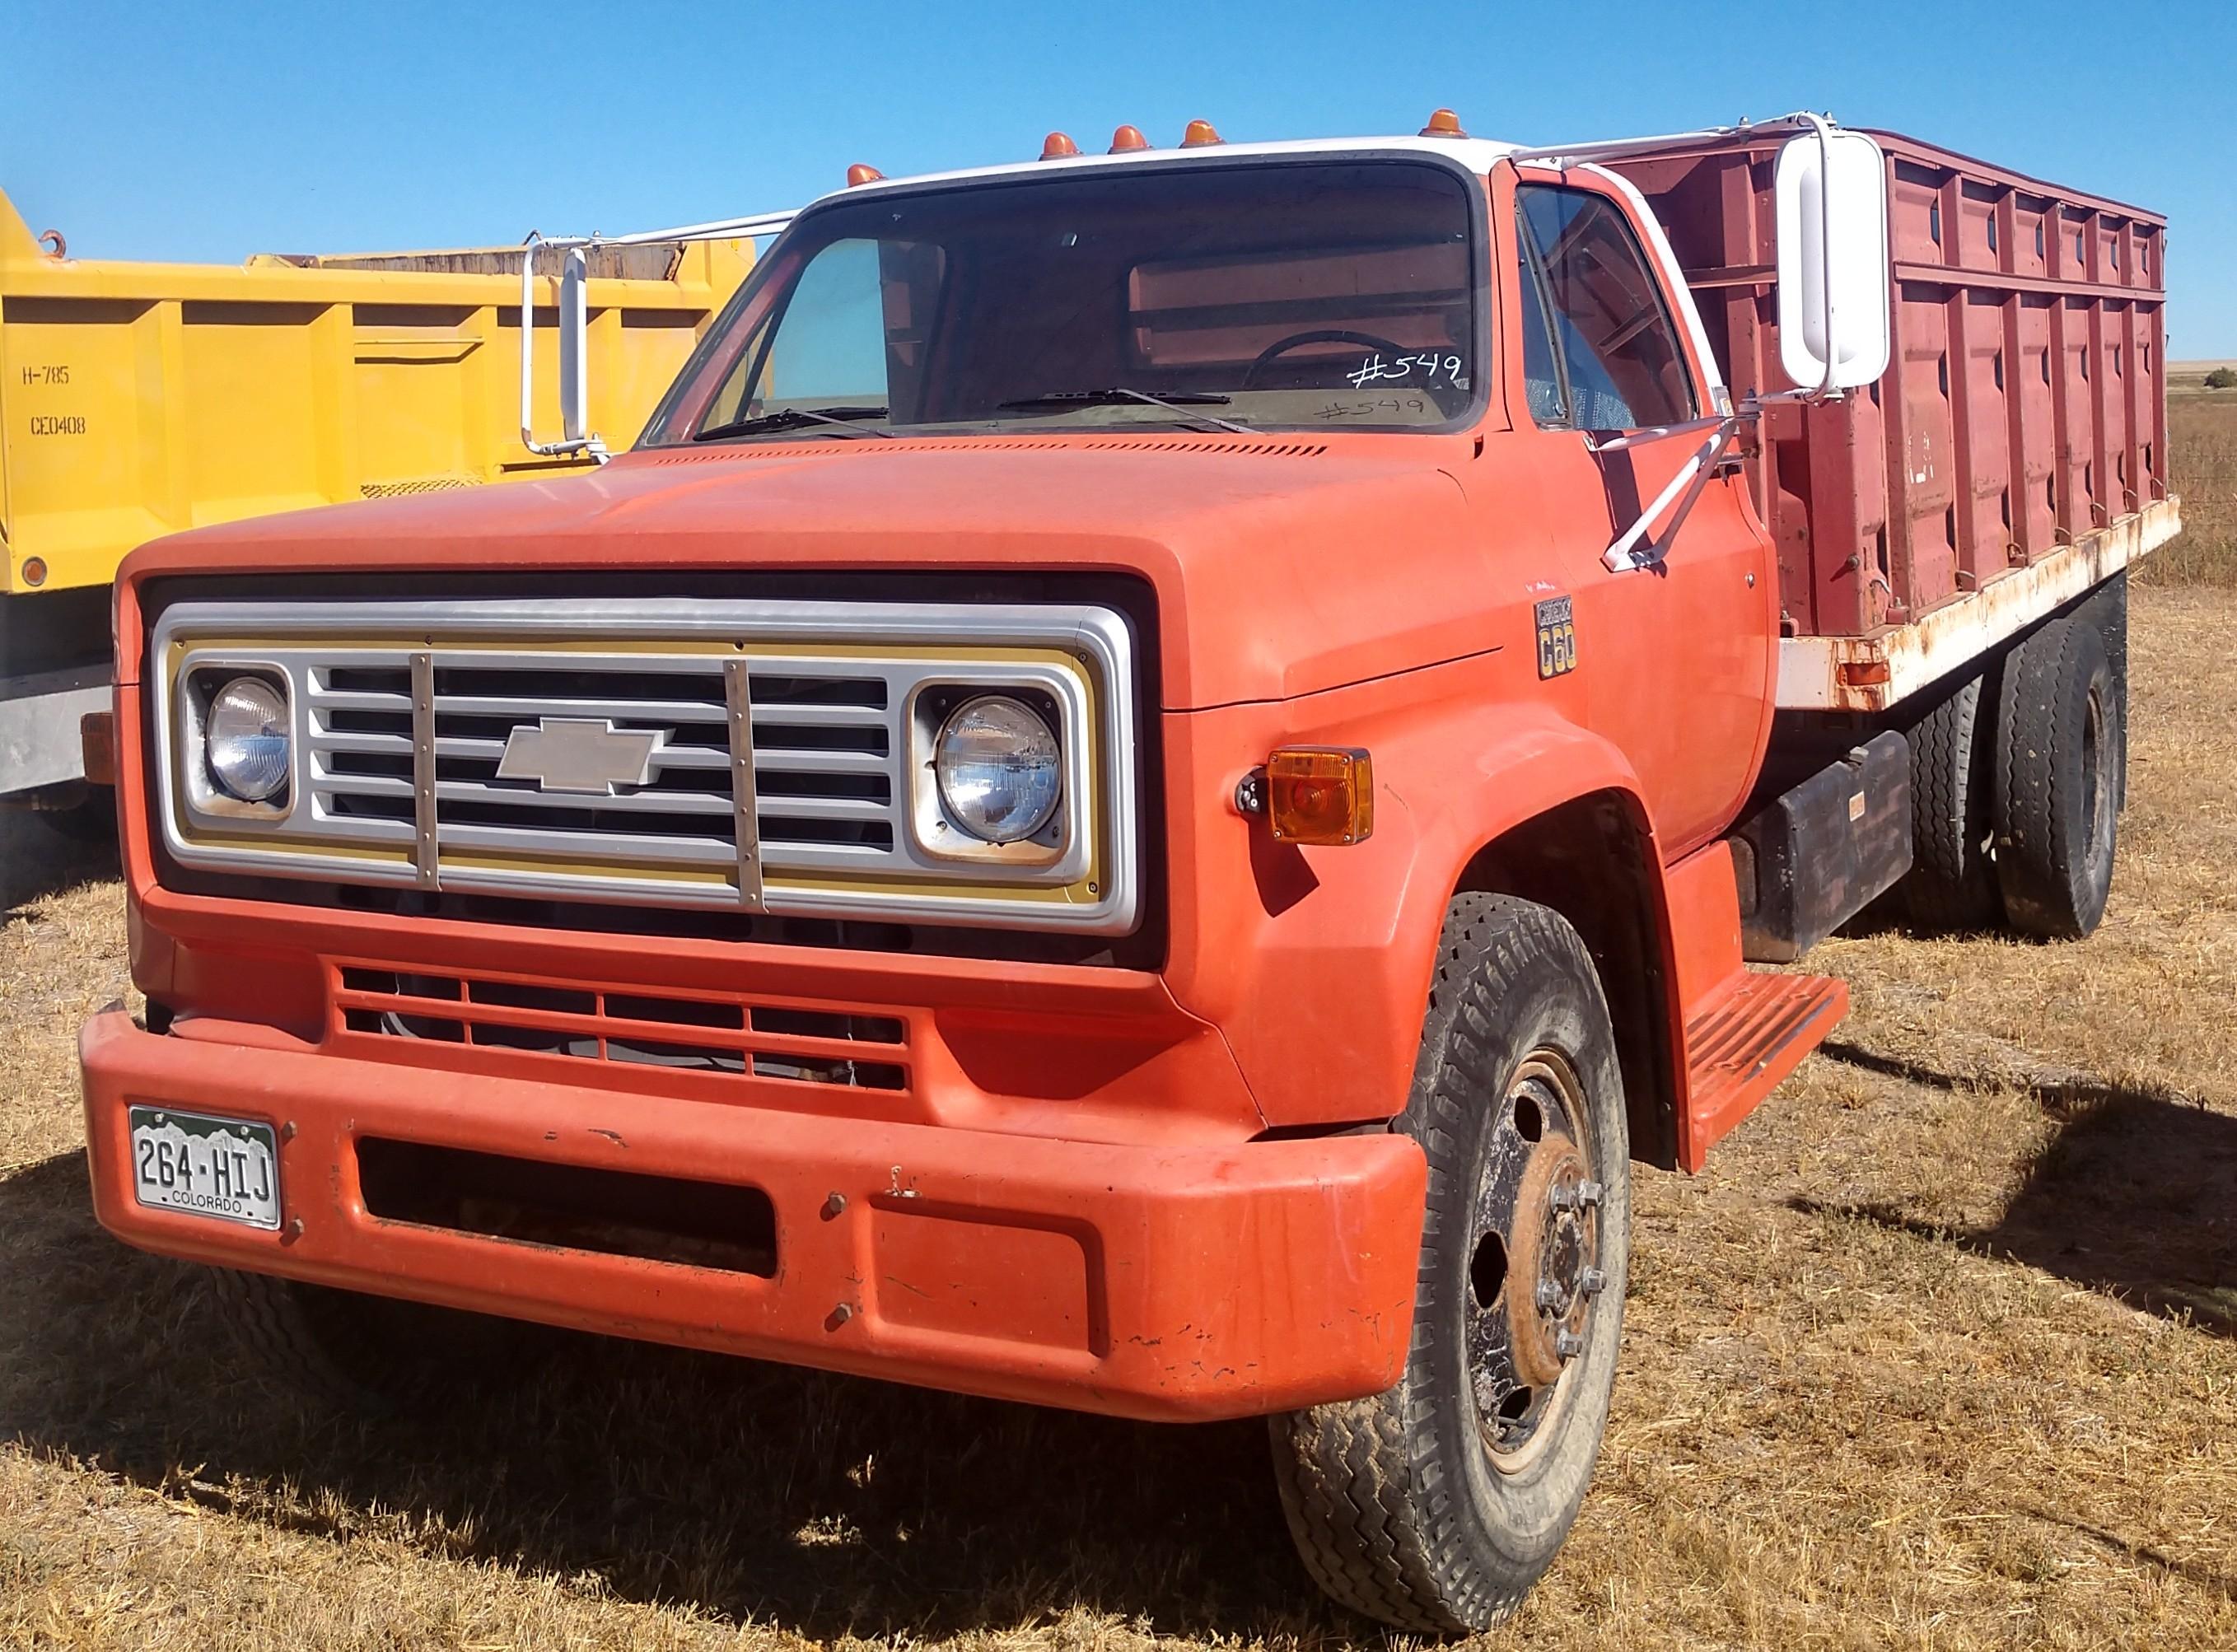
[334,964,910,1091]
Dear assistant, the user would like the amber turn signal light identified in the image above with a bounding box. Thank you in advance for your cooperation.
[80,708,115,788]
[1266,747,1375,845]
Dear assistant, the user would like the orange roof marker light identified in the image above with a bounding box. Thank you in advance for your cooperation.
[1419,108,1469,138]
[1040,132,1081,161]
[1180,119,1225,148]
[1109,124,1151,153]
[845,163,885,187]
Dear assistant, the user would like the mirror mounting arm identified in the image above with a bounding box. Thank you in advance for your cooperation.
[512,209,796,467]
[1595,413,1742,572]
[1595,388,1838,572]
[520,233,609,464]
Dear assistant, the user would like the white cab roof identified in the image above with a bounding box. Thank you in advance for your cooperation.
[807,134,1523,212]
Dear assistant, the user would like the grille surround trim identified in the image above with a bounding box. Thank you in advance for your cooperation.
[151,597,1139,935]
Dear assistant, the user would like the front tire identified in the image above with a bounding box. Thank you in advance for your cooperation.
[1271,894,1629,1634]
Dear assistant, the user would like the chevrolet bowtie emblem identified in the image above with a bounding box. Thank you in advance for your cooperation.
[495,718,664,794]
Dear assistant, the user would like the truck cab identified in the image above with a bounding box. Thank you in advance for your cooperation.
[78,115,2172,1633]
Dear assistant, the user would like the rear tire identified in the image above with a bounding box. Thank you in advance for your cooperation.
[1993,616,2120,939]
[1270,894,1629,1634]
[211,1268,519,1415]
[2084,572,2129,813]
[1897,672,2004,931]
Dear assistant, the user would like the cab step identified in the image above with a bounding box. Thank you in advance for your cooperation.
[1679,971,1849,1169]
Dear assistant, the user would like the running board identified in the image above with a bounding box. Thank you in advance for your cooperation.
[1679,971,1849,1170]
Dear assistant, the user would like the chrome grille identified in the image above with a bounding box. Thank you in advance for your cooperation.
[152,597,1140,935]
[305,656,901,872]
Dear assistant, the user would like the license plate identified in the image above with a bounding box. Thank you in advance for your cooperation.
[128,1107,282,1230]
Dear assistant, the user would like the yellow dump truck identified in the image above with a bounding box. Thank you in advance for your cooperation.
[0,186,754,814]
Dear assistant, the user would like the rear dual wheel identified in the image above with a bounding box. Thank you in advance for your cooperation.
[1272,894,1629,1634]
[1896,600,2123,940]
[1994,614,2121,939]
[1898,671,2004,931]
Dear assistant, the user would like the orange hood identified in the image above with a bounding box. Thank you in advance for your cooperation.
[118,436,1500,710]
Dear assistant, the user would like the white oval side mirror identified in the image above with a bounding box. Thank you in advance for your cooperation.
[1775,128,1892,394]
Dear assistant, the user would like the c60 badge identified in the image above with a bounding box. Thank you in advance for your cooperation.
[1535,595,1578,679]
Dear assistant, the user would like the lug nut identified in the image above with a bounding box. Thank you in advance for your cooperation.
[1535,1279,1564,1310]
[1577,1179,1604,1209]
[1581,1266,1608,1297]
[1548,1183,1577,1211]
[1555,1329,1584,1360]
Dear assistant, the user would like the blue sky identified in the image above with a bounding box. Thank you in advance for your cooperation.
[5,1,2234,355]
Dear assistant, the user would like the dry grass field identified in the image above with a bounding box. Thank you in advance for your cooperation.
[2,393,2234,1649]
[2143,365,2237,584]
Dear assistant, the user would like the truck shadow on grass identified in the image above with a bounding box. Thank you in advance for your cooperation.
[0,810,118,917]
[0,1150,1343,1642]
[1794,1043,2237,1339]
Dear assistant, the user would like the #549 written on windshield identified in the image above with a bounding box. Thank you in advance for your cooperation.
[1347,352,1465,390]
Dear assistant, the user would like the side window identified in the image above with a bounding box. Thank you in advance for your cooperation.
[703,237,944,426]
[767,239,890,404]
[1516,186,1695,431]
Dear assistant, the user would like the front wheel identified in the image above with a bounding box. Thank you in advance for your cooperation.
[1271,894,1630,1633]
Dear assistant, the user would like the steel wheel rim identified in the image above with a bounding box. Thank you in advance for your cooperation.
[1464,1047,1602,1476]
[2083,681,2113,864]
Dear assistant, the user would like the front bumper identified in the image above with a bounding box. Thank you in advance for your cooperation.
[81,1009,1426,1421]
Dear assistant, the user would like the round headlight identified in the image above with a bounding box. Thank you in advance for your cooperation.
[205,676,291,802]
[935,695,1061,843]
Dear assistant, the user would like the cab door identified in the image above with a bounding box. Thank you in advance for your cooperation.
[1498,170,1777,856]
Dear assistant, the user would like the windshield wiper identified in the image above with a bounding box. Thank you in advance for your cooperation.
[694,405,894,441]
[995,387,1252,434]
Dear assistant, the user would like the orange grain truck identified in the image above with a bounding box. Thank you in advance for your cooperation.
[77,115,2174,1631]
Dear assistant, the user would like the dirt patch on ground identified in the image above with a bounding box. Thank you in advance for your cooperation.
[3,588,2235,1650]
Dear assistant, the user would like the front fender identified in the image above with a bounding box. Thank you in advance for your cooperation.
[1161,651,1673,1129]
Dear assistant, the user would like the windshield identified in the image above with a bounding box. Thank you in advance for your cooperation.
[642,158,1482,445]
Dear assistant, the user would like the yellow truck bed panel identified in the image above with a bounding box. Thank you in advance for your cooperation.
[1,189,751,596]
